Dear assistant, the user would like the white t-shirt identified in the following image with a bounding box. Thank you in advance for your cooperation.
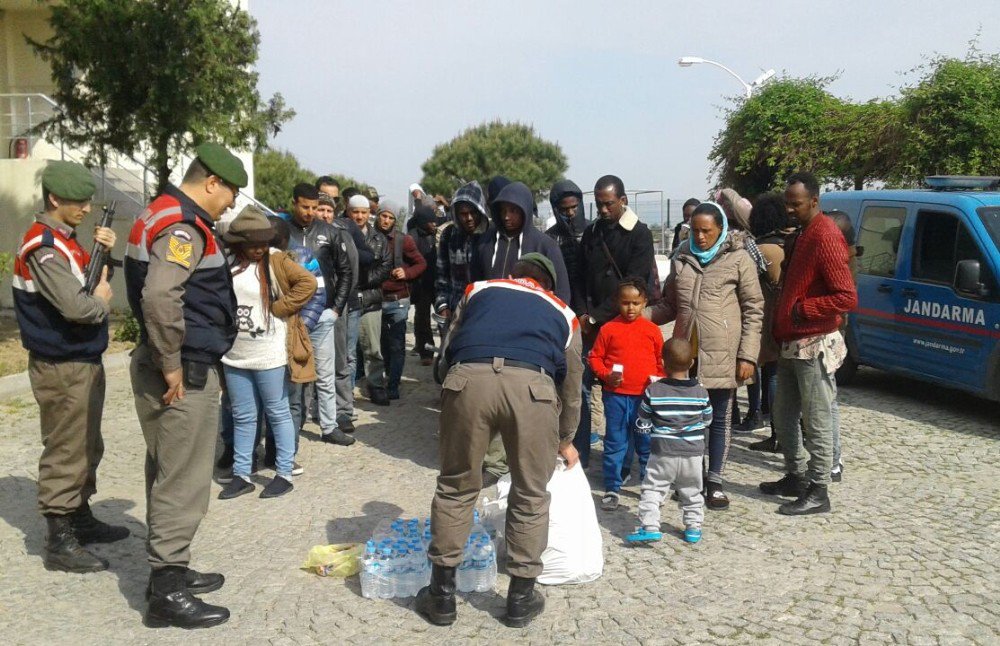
[222,260,287,371]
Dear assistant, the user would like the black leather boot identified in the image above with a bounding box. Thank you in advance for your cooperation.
[749,431,780,453]
[415,564,457,626]
[778,482,831,516]
[44,515,108,573]
[145,566,230,629]
[145,568,225,600]
[759,472,807,498]
[69,503,130,544]
[505,575,545,628]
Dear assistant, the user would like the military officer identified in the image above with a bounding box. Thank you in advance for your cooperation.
[12,161,127,573]
[417,253,583,628]
[124,143,244,629]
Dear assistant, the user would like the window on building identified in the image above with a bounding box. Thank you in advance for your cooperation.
[857,206,906,277]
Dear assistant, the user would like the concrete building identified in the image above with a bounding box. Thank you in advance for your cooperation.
[0,0,261,308]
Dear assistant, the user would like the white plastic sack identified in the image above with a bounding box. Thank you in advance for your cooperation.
[538,459,603,585]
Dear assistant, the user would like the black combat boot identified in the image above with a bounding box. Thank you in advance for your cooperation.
[69,503,130,544]
[44,515,109,573]
[415,564,457,626]
[145,566,230,629]
[759,472,808,498]
[778,482,831,516]
[505,575,545,628]
[145,568,225,599]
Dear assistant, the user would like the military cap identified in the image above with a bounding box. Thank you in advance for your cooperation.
[42,161,96,201]
[194,142,248,188]
[519,252,557,289]
[364,186,379,201]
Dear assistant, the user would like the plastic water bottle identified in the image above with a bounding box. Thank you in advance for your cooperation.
[390,519,405,539]
[474,538,497,592]
[422,526,432,550]
[377,547,394,599]
[406,518,420,540]
[394,544,411,597]
[456,537,476,592]
[410,541,430,591]
[361,540,378,599]
[471,510,488,543]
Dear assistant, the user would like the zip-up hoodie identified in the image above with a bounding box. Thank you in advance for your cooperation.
[435,181,492,313]
[545,179,587,314]
[474,181,571,304]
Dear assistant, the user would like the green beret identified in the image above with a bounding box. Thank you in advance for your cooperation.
[42,161,95,201]
[194,142,248,188]
[519,252,557,289]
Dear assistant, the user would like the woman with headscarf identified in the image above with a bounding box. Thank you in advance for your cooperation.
[649,202,764,510]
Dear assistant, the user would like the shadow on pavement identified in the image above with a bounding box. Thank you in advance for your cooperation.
[0,476,148,615]
[325,500,405,546]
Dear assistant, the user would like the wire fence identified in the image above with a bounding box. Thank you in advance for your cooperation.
[536,193,692,253]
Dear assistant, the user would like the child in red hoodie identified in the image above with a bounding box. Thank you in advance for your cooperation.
[588,277,664,511]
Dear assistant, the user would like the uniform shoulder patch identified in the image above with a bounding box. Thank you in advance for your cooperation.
[170,228,193,241]
[37,251,55,265]
[166,235,193,268]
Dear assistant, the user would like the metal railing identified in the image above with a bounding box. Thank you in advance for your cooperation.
[0,92,273,215]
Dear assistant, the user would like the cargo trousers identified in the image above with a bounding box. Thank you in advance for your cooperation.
[130,344,221,569]
[429,361,561,579]
[29,357,106,515]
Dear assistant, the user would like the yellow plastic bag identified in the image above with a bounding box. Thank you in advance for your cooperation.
[302,543,363,577]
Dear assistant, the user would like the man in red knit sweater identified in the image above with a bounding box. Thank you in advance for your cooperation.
[759,172,857,515]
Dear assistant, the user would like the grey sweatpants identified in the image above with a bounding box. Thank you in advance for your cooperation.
[637,441,704,530]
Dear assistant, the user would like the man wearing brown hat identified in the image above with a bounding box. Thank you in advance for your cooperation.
[124,142,244,629]
[12,160,126,574]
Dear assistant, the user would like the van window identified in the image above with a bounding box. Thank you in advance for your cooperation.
[857,206,906,277]
[912,210,995,296]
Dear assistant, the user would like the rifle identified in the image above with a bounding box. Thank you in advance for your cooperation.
[84,200,121,294]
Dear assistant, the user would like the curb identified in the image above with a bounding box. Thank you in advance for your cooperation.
[0,350,133,402]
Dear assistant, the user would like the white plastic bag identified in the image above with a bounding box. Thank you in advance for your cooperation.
[538,459,603,585]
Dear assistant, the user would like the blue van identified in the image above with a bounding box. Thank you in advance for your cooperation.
[820,177,1000,401]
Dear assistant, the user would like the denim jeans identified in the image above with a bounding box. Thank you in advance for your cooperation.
[761,361,778,417]
[773,356,836,485]
[571,361,593,469]
[747,367,762,417]
[602,392,649,493]
[335,308,361,421]
[224,365,296,477]
[380,298,410,395]
[289,309,337,435]
[706,389,734,484]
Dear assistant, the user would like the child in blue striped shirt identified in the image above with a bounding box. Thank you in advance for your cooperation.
[626,338,712,544]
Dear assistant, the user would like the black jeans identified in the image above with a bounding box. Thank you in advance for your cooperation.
[412,288,435,359]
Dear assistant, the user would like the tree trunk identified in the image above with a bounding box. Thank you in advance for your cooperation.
[854,174,864,191]
[154,136,171,195]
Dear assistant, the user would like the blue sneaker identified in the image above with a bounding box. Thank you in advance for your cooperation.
[590,433,600,445]
[625,526,662,543]
[683,526,702,544]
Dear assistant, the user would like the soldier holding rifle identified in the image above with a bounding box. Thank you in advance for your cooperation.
[12,161,127,574]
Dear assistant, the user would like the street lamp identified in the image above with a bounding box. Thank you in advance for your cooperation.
[678,56,775,98]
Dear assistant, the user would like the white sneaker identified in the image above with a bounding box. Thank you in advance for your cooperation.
[291,462,304,476]
[601,492,620,511]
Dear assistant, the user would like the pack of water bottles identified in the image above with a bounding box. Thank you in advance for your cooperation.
[360,512,497,599]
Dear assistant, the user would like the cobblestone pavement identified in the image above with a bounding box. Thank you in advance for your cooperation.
[0,343,997,646]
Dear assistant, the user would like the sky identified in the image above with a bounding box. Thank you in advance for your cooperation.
[250,0,1000,214]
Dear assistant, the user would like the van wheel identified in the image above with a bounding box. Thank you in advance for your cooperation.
[836,354,859,386]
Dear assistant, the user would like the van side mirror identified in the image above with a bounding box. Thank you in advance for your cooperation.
[955,259,988,297]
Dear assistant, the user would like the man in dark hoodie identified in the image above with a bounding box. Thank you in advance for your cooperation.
[545,179,592,465]
[408,205,439,365]
[474,181,571,304]
[435,181,491,320]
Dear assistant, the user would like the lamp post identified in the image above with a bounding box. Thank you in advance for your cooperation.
[677,56,775,98]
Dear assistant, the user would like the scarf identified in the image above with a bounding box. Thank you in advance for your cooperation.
[689,201,729,266]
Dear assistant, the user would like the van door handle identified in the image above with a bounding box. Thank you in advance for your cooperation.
[901,288,918,297]
[877,284,893,293]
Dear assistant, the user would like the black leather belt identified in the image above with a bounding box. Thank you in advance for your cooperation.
[460,357,548,376]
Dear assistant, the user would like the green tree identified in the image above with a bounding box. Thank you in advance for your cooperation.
[828,99,903,190]
[29,0,294,192]
[421,121,568,200]
[254,148,373,211]
[710,77,843,196]
[896,51,1000,183]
